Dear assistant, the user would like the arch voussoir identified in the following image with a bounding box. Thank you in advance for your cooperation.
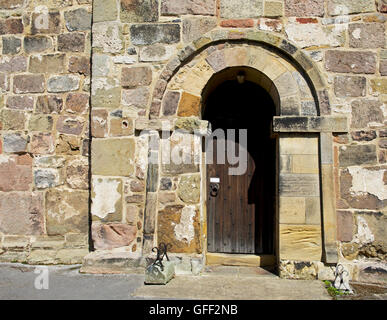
[150,29,329,120]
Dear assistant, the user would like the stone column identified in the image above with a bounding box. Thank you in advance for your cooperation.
[142,132,160,255]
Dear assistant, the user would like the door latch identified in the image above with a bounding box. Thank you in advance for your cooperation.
[210,183,220,197]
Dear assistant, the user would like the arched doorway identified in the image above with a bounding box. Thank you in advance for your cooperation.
[203,67,277,256]
[137,39,346,272]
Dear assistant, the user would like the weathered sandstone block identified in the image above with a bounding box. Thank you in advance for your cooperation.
[285,0,324,17]
[280,225,322,261]
[328,0,376,16]
[161,0,216,16]
[349,23,385,48]
[178,175,200,204]
[130,24,180,45]
[325,51,377,74]
[158,205,201,253]
[92,223,137,250]
[121,66,152,88]
[64,8,92,31]
[91,138,135,176]
[0,192,44,235]
[24,36,52,53]
[220,0,263,18]
[29,54,65,74]
[339,145,377,167]
[0,155,32,191]
[121,0,158,22]
[46,189,89,235]
[13,74,45,93]
[2,36,21,54]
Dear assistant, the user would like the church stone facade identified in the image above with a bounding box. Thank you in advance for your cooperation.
[0,0,386,282]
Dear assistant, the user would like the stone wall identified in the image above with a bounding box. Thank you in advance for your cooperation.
[0,0,91,264]
[0,0,386,282]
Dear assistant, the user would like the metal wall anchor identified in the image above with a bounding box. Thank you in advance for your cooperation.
[333,264,353,293]
[152,242,171,271]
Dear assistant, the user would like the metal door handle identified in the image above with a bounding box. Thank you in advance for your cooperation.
[210,183,220,197]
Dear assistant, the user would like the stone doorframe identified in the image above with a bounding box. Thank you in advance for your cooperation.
[136,29,348,265]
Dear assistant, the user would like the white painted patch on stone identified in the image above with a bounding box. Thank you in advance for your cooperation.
[34,168,60,189]
[92,116,106,126]
[121,87,150,109]
[139,45,175,62]
[348,167,387,200]
[257,18,283,32]
[307,51,323,62]
[34,156,66,168]
[322,16,350,25]
[0,155,12,164]
[136,134,149,177]
[92,55,111,76]
[174,206,196,244]
[332,5,350,16]
[112,56,136,64]
[285,22,345,48]
[332,103,351,114]
[353,216,375,245]
[91,77,119,96]
[92,23,123,54]
[352,28,362,40]
[91,177,121,219]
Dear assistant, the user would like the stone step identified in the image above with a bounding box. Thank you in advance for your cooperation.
[202,265,278,278]
[206,252,276,267]
[80,251,145,274]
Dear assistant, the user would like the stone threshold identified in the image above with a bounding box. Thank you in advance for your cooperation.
[206,252,276,267]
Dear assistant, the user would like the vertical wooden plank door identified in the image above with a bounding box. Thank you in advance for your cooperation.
[207,138,259,254]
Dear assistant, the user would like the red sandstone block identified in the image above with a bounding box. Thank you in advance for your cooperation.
[220,19,254,28]
[296,18,318,24]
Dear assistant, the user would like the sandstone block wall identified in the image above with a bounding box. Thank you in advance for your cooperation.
[0,0,91,264]
[0,0,386,282]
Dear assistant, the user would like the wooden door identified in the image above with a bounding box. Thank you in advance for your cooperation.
[204,78,275,255]
[207,137,261,254]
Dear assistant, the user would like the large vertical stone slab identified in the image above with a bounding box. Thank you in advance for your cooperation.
[93,0,118,22]
[144,192,158,234]
[158,205,201,253]
[279,174,320,197]
[280,225,322,261]
[91,138,135,176]
[92,78,121,109]
[91,177,122,222]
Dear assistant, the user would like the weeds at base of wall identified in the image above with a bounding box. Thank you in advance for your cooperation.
[323,280,352,299]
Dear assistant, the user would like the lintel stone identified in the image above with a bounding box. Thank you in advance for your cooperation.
[273,116,348,133]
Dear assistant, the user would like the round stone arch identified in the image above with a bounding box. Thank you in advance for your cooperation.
[148,29,332,120]
[141,30,348,266]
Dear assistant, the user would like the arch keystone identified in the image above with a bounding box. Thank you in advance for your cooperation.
[224,47,248,67]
